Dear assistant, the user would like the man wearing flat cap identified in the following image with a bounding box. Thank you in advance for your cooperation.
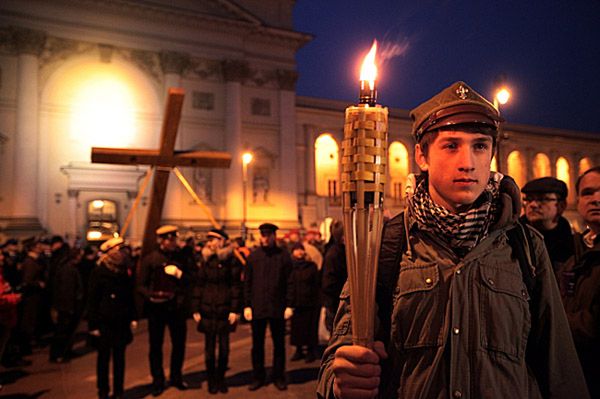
[318,82,589,398]
[193,228,242,393]
[244,222,293,391]
[138,225,194,395]
[521,177,574,269]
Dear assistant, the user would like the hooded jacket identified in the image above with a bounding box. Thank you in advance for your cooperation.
[317,176,589,399]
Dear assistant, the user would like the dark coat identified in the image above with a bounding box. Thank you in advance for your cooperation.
[138,248,195,314]
[196,249,242,334]
[288,258,320,308]
[52,260,83,315]
[87,263,137,346]
[558,232,600,397]
[521,215,574,269]
[244,245,292,319]
[321,242,347,310]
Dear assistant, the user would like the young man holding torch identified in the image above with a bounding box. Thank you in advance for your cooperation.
[317,81,589,398]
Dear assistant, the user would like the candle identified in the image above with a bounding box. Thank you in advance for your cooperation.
[341,40,389,347]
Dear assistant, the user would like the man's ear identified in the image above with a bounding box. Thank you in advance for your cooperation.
[415,144,429,172]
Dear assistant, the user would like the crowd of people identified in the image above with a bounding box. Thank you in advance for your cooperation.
[0,218,348,398]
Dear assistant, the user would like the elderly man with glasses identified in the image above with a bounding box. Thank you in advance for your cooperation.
[521,177,574,270]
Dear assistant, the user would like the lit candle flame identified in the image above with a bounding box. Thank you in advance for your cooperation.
[360,40,378,88]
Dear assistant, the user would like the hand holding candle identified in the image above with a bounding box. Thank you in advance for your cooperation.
[342,40,388,347]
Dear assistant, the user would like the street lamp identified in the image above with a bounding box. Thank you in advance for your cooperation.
[241,152,253,241]
[493,86,511,173]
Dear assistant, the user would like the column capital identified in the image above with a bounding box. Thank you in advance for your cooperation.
[222,59,250,83]
[276,69,298,91]
[13,27,46,56]
[159,51,190,75]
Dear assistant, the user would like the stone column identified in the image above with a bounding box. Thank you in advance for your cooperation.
[159,51,189,222]
[67,190,79,242]
[223,60,249,227]
[10,28,46,231]
[277,69,299,222]
[304,124,317,197]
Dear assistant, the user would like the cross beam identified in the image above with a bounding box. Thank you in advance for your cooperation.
[91,88,231,257]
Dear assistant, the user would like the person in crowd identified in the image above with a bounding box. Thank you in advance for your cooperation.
[0,250,21,390]
[321,220,346,333]
[302,230,324,271]
[87,237,137,399]
[243,223,293,391]
[17,237,47,356]
[49,247,84,363]
[77,245,98,309]
[317,81,588,398]
[287,242,320,363]
[558,166,600,397]
[521,177,574,269]
[1,239,22,289]
[193,228,242,394]
[138,225,194,396]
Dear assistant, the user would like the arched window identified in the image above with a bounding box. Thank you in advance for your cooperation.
[388,141,409,201]
[556,157,570,194]
[507,151,525,189]
[579,157,593,175]
[490,156,497,172]
[315,133,340,200]
[533,153,551,178]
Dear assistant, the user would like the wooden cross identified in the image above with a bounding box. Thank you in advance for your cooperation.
[91,88,231,257]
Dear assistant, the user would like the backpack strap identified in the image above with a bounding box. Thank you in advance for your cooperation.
[506,220,537,296]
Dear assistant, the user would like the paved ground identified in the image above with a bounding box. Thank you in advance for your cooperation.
[0,320,324,399]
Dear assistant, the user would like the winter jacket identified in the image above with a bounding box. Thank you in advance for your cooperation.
[288,258,320,308]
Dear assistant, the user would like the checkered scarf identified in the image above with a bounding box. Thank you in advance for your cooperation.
[408,172,503,252]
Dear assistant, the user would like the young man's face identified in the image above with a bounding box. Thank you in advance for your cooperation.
[259,232,276,247]
[523,193,561,229]
[416,130,493,213]
[577,171,600,232]
[160,234,178,251]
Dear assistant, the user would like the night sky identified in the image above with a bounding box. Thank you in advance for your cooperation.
[293,1,600,134]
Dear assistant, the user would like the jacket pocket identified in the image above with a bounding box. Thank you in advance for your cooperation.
[391,262,444,350]
[479,265,530,362]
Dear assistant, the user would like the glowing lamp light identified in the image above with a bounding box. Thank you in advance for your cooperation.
[92,200,105,209]
[359,40,378,105]
[242,152,253,166]
[495,88,511,105]
[87,231,102,240]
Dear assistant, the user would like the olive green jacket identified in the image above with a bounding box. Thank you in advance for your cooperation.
[317,185,589,398]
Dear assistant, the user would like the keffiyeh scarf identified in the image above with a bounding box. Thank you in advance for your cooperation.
[408,172,503,252]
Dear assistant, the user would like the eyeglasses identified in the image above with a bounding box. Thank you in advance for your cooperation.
[523,196,559,204]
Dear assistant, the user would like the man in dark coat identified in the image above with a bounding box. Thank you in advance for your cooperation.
[138,225,194,396]
[193,228,242,394]
[558,166,600,397]
[321,220,347,333]
[521,177,574,270]
[243,223,293,391]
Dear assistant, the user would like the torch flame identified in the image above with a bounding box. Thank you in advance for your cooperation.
[360,40,378,87]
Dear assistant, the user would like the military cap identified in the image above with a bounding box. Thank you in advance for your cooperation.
[50,235,64,244]
[522,177,568,200]
[100,237,124,252]
[410,81,503,142]
[258,223,279,234]
[156,225,178,238]
[207,228,229,241]
[291,242,305,251]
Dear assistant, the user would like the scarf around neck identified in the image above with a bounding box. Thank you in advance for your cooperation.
[408,172,503,252]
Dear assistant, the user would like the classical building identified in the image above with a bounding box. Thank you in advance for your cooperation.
[1,1,598,244]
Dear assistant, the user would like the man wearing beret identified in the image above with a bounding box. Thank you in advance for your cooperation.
[138,225,194,396]
[317,82,589,398]
[557,166,600,397]
[243,222,293,391]
[521,177,574,270]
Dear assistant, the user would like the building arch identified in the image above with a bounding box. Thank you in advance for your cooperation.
[556,157,571,197]
[533,153,551,178]
[579,157,593,175]
[388,141,409,201]
[507,150,526,189]
[314,133,340,199]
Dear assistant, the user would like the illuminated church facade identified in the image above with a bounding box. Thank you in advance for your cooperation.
[0,0,598,243]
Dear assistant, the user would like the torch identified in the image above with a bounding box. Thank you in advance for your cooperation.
[342,40,388,347]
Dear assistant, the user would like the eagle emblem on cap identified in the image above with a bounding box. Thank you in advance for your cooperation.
[455,85,469,100]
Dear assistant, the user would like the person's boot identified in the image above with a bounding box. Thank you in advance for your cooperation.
[207,371,218,394]
[218,369,228,393]
[290,346,304,361]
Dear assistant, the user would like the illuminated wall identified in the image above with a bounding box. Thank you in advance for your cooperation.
[556,157,571,193]
[579,157,592,175]
[314,133,339,197]
[533,153,551,178]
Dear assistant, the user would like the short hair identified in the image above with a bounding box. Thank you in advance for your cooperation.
[418,123,497,157]
[575,166,600,195]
